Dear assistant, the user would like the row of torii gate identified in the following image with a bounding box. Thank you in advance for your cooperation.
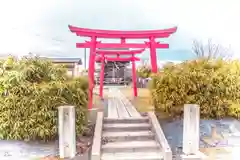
[68,25,177,109]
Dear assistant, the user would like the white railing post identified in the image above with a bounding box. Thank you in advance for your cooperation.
[183,104,200,154]
[182,104,207,160]
[58,106,76,159]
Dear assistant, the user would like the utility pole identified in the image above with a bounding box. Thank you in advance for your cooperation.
[84,48,87,69]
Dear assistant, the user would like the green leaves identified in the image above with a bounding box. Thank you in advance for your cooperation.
[137,65,152,78]
[151,58,240,119]
[0,56,88,141]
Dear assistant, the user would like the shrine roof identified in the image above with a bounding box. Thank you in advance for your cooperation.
[68,25,177,39]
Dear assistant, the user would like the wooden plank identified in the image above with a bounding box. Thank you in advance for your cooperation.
[124,102,141,117]
[113,97,120,118]
[108,98,118,118]
[117,91,141,117]
[108,88,112,98]
[119,97,141,117]
[108,88,141,118]
[119,98,138,117]
[107,98,113,118]
[116,98,130,118]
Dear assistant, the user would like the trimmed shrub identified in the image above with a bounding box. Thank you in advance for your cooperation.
[137,65,152,78]
[150,58,240,119]
[0,56,88,141]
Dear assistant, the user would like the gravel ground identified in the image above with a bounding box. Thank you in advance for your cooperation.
[0,140,58,160]
[0,120,94,160]
[159,118,240,159]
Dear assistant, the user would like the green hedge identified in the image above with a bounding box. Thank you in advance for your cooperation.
[0,56,88,141]
[137,65,152,78]
[150,58,240,119]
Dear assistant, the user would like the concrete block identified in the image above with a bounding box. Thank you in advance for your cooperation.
[183,104,200,155]
[103,123,151,131]
[101,152,163,160]
[102,140,160,152]
[58,106,76,159]
[102,131,154,141]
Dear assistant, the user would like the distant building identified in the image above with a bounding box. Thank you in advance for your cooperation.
[40,57,83,77]
[0,54,84,76]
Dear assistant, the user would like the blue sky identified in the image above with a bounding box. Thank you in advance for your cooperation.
[0,0,239,61]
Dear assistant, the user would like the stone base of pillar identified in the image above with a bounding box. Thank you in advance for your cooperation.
[181,151,207,160]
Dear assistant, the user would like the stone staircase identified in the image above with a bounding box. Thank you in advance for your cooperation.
[100,117,164,160]
[91,88,171,160]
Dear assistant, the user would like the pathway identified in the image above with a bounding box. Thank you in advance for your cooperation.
[91,88,171,160]
[107,88,141,118]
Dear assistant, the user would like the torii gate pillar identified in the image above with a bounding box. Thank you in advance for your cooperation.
[132,57,137,97]
[99,55,105,99]
[149,37,158,73]
[88,37,97,109]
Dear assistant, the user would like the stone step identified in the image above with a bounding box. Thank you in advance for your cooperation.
[101,151,163,160]
[103,123,151,132]
[102,140,160,152]
[102,131,154,141]
[104,117,149,124]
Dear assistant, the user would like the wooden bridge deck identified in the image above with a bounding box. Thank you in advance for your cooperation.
[107,88,141,118]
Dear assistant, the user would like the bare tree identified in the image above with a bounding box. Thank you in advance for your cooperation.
[192,39,233,59]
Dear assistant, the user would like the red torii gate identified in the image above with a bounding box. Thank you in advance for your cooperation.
[95,49,142,98]
[68,25,177,109]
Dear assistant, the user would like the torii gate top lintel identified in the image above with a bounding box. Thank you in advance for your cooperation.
[68,25,177,39]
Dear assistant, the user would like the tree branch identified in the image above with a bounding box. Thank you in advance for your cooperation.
[192,39,232,59]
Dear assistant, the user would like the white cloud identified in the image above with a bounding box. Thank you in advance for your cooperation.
[0,0,239,58]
